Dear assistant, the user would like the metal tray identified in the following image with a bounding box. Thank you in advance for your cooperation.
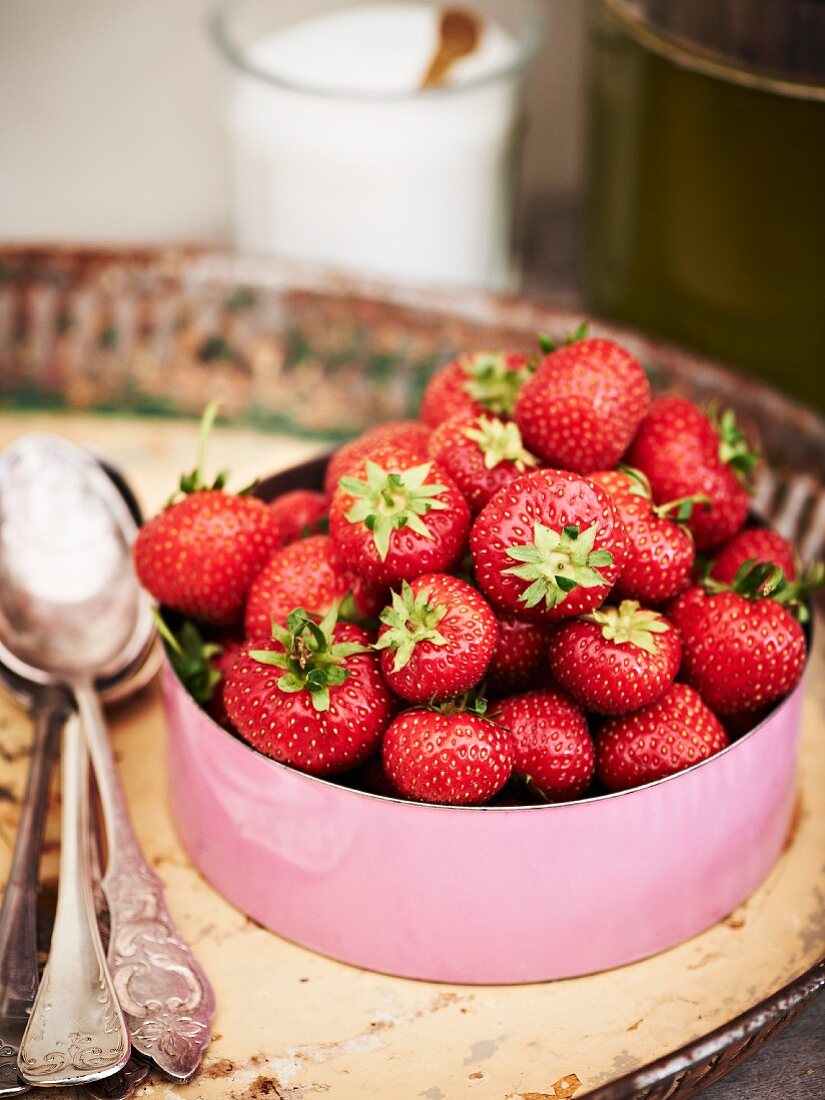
[0,246,823,1098]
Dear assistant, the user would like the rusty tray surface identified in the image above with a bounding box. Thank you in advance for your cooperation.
[0,246,823,1099]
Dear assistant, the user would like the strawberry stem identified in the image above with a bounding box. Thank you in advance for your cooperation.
[170,400,233,502]
[373,581,448,671]
[536,322,589,356]
[464,416,537,471]
[709,407,760,486]
[460,352,536,417]
[503,522,613,611]
[581,600,670,655]
[654,494,712,523]
[340,460,448,561]
[703,557,823,623]
[249,605,370,712]
[615,465,653,499]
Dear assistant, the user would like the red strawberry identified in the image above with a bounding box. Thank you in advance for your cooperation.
[596,683,729,792]
[323,421,431,498]
[134,402,281,625]
[710,527,797,586]
[223,608,395,775]
[485,613,552,696]
[208,639,244,728]
[470,469,628,620]
[427,413,539,514]
[375,574,498,702]
[329,445,471,587]
[244,535,383,637]
[669,566,807,715]
[420,350,534,428]
[269,489,328,543]
[589,467,696,604]
[514,338,650,472]
[382,706,513,805]
[625,397,757,551]
[496,687,594,801]
[547,601,681,715]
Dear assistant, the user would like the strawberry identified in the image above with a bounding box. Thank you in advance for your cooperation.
[709,527,797,586]
[669,565,808,715]
[374,574,498,702]
[547,600,681,714]
[427,413,539,514]
[269,489,328,543]
[420,350,534,428]
[514,338,650,472]
[589,467,696,604]
[596,683,729,792]
[329,445,471,587]
[323,420,431,498]
[133,402,282,625]
[382,705,513,805]
[625,397,757,551]
[223,607,395,775]
[244,535,383,637]
[485,613,552,696]
[470,469,628,620]
[495,687,594,801]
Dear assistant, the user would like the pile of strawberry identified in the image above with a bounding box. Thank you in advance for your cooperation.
[135,334,821,806]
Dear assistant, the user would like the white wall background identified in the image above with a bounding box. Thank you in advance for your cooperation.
[0,0,585,245]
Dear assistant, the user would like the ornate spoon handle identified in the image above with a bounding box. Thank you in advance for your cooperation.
[0,691,66,1098]
[17,716,130,1088]
[75,682,214,1082]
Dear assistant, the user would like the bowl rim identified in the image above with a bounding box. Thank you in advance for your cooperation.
[164,651,806,813]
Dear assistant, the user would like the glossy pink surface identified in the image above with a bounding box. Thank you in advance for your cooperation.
[163,662,804,983]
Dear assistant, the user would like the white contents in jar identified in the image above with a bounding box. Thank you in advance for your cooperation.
[225,3,524,289]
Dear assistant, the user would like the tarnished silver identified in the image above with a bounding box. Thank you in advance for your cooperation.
[77,684,215,1079]
[0,689,67,1097]
[17,717,130,1086]
[0,451,159,1098]
[0,434,214,1083]
[85,1056,151,1100]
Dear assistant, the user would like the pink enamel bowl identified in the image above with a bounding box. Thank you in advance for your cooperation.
[162,456,807,984]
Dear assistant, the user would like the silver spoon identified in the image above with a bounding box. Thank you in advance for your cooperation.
[0,455,157,1098]
[0,631,160,1098]
[0,434,214,1082]
[18,714,130,1087]
[0,684,68,1096]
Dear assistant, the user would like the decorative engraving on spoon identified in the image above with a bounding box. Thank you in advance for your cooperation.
[77,685,214,1080]
[0,693,66,1097]
[106,854,212,1070]
[17,718,130,1088]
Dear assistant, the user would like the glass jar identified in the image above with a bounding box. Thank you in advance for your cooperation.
[581,0,825,411]
[212,0,544,291]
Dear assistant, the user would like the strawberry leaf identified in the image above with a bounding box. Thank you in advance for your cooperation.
[710,407,760,486]
[464,416,537,472]
[504,522,613,610]
[251,604,370,712]
[374,581,449,671]
[341,461,448,561]
[460,352,536,417]
[155,610,224,705]
[582,600,670,655]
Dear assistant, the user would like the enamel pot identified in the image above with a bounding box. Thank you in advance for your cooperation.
[162,456,806,984]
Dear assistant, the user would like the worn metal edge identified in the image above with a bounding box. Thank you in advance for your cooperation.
[579,957,825,1098]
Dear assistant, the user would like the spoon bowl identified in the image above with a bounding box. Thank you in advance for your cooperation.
[0,434,153,684]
